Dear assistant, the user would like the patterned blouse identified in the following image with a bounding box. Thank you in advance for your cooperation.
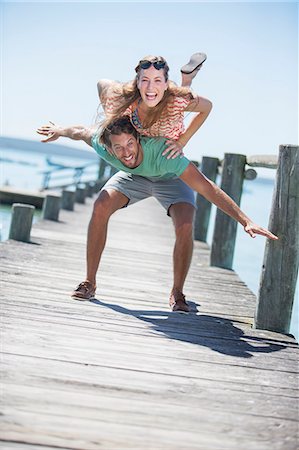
[104,92,192,140]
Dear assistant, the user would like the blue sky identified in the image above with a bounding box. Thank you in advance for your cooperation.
[1,1,298,161]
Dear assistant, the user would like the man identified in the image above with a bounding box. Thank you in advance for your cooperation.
[37,117,278,313]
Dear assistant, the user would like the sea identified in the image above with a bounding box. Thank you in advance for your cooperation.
[1,144,298,341]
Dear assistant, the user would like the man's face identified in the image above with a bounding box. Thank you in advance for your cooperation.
[108,132,142,168]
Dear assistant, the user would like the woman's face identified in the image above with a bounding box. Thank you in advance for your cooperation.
[137,66,168,108]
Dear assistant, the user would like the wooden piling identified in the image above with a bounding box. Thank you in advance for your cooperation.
[109,166,118,176]
[42,194,61,221]
[210,153,246,269]
[86,182,95,198]
[75,185,86,204]
[194,157,219,242]
[8,203,35,242]
[255,145,299,333]
[98,160,107,179]
[62,189,75,211]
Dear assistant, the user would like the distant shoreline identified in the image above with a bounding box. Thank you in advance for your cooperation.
[0,136,98,161]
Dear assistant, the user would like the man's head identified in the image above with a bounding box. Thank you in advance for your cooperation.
[100,116,142,169]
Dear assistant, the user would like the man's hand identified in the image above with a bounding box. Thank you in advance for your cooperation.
[36,122,93,147]
[243,221,278,240]
[162,139,184,159]
[36,121,62,143]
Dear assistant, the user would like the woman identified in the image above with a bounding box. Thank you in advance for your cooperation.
[97,54,212,159]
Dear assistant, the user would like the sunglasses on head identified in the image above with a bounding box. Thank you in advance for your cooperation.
[138,60,166,70]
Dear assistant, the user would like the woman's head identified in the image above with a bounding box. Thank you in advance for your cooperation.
[106,54,193,129]
[135,56,169,81]
[135,56,169,108]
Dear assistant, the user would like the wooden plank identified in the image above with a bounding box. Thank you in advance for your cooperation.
[1,197,298,450]
[0,186,45,208]
[246,154,278,169]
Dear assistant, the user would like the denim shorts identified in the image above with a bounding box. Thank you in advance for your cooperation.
[101,171,196,215]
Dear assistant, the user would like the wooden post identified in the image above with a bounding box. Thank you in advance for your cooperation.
[95,177,108,192]
[62,189,75,211]
[194,157,219,242]
[98,160,107,179]
[75,185,86,204]
[255,145,299,333]
[109,165,118,176]
[42,194,61,221]
[86,182,95,198]
[9,203,35,242]
[210,153,246,269]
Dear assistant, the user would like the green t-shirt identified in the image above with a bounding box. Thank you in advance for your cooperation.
[91,134,190,180]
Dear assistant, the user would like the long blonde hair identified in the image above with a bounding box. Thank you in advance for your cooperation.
[102,55,195,129]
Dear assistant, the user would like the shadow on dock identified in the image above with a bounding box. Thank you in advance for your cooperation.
[90,298,286,358]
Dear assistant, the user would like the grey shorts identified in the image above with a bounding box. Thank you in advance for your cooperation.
[101,171,196,215]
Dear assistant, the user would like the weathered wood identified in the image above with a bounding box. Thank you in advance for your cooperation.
[194,156,219,242]
[8,203,35,242]
[255,145,299,333]
[41,194,61,221]
[61,188,75,211]
[0,186,44,208]
[1,198,298,450]
[246,154,278,169]
[98,159,107,178]
[75,185,86,204]
[244,168,257,180]
[210,154,246,269]
[85,181,95,198]
[94,176,109,193]
[109,165,118,176]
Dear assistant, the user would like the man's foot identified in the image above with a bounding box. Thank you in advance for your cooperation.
[71,281,96,301]
[181,52,207,74]
[169,288,190,313]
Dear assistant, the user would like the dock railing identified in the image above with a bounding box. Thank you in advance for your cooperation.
[40,161,99,190]
[195,145,298,335]
[8,146,299,336]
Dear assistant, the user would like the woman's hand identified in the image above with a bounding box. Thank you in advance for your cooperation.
[36,121,61,142]
[244,221,278,240]
[162,139,184,159]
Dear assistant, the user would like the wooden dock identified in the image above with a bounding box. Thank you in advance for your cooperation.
[1,196,298,450]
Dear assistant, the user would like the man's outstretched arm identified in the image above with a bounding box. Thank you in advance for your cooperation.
[36,122,95,147]
[180,163,278,240]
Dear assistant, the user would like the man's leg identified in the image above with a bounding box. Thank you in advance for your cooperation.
[169,202,195,291]
[152,177,196,312]
[168,202,195,312]
[72,188,128,300]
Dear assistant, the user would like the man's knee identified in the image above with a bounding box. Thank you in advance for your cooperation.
[170,203,195,238]
[92,189,126,220]
[175,220,194,240]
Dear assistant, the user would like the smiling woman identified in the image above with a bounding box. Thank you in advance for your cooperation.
[98,54,212,159]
